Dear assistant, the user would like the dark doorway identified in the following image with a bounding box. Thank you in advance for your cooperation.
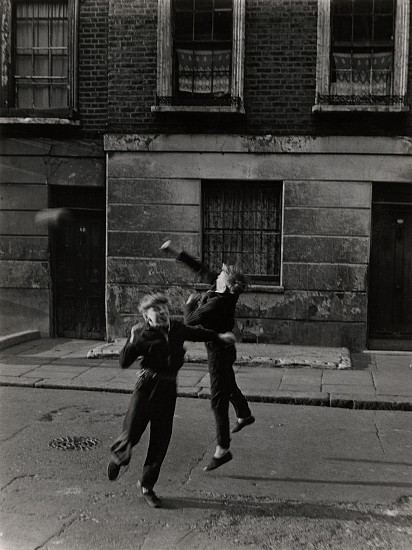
[51,187,106,340]
[368,183,412,350]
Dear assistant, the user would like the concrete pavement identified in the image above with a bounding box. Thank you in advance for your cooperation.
[0,333,411,410]
[2,386,412,550]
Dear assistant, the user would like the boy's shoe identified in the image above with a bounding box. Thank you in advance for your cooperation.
[204,451,233,471]
[138,482,162,508]
[231,415,255,433]
[107,460,121,481]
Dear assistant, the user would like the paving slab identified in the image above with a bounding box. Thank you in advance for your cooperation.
[0,335,411,409]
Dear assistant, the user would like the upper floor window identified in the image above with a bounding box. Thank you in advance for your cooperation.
[174,0,232,102]
[0,0,78,121]
[153,0,245,112]
[313,0,410,112]
[14,2,68,109]
[202,181,283,284]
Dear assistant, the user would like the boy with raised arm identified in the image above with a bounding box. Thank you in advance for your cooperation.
[161,241,255,471]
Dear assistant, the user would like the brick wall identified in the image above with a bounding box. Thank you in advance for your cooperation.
[106,0,412,136]
[107,0,157,133]
[2,0,410,136]
[78,0,109,134]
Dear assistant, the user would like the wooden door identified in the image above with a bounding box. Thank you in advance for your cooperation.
[369,202,412,350]
[53,210,105,339]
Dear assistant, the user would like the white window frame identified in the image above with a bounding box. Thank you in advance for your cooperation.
[0,0,79,124]
[313,0,410,113]
[152,0,245,113]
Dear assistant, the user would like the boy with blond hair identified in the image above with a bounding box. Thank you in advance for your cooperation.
[107,292,235,507]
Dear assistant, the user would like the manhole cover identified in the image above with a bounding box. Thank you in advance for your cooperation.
[48,436,100,451]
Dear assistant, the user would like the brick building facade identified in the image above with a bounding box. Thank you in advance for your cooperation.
[1,0,411,350]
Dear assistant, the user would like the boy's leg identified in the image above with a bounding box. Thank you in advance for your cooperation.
[208,347,233,450]
[228,372,255,433]
[229,376,252,420]
[110,387,150,468]
[140,381,177,491]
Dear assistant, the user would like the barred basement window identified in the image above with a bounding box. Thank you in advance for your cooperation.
[202,182,282,284]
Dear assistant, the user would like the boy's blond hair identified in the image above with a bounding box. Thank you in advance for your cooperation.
[222,264,248,295]
[138,292,169,314]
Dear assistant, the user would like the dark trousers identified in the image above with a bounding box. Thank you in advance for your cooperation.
[110,376,176,490]
[207,344,251,449]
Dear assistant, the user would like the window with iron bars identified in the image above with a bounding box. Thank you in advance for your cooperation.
[330,0,395,103]
[7,0,76,113]
[173,0,233,105]
[202,182,282,284]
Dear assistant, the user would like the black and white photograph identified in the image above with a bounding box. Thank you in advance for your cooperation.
[0,0,411,548]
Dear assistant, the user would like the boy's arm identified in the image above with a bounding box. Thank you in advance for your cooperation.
[184,295,220,327]
[182,323,235,345]
[119,323,145,369]
[176,251,217,285]
[160,242,217,285]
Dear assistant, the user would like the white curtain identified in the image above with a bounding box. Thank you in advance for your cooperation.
[177,49,231,95]
[331,52,393,96]
[16,2,68,108]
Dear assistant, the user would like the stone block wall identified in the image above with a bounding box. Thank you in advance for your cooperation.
[0,138,104,336]
[0,178,49,335]
[105,134,410,349]
[107,174,202,337]
[237,181,370,349]
[106,173,370,349]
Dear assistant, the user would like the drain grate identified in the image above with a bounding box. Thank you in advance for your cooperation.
[48,436,100,451]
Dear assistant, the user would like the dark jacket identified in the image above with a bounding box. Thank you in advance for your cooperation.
[178,251,239,334]
[119,320,221,375]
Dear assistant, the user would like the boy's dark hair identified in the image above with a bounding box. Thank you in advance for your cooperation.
[222,264,248,295]
[138,292,169,314]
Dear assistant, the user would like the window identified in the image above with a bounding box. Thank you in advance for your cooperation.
[174,0,232,102]
[202,182,283,284]
[313,0,410,111]
[0,0,78,119]
[153,0,245,112]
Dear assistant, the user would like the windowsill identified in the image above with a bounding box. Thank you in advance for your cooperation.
[194,283,284,293]
[0,117,81,125]
[312,104,409,113]
[151,104,245,114]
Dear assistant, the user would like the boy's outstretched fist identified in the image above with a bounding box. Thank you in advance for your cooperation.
[218,332,236,345]
[160,240,181,258]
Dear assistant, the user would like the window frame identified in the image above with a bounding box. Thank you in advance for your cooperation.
[201,180,283,286]
[152,0,245,113]
[313,0,410,112]
[0,0,79,122]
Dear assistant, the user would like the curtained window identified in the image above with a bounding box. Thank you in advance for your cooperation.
[314,0,409,111]
[14,2,69,109]
[173,0,233,102]
[176,48,231,95]
[331,51,393,95]
[202,182,282,283]
[330,0,394,98]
